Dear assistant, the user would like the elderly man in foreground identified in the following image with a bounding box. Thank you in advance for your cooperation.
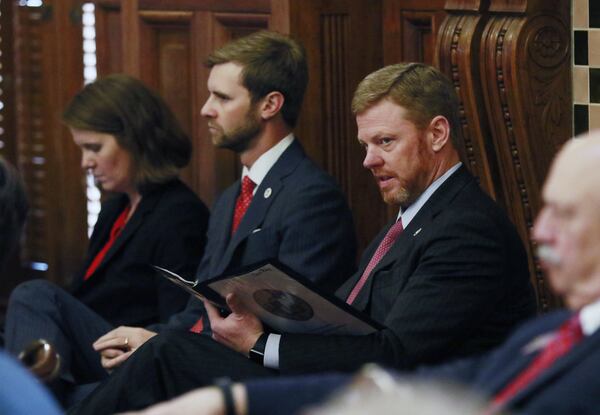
[128,130,600,415]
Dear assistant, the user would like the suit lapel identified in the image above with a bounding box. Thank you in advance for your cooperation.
[216,140,305,275]
[506,319,600,407]
[483,317,570,396]
[82,186,164,283]
[209,184,238,275]
[349,166,474,310]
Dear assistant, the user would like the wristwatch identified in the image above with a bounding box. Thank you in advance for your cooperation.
[248,333,269,365]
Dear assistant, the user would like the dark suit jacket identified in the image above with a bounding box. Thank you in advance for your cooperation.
[278,166,536,373]
[71,179,209,328]
[246,311,600,415]
[157,140,357,331]
[432,310,600,414]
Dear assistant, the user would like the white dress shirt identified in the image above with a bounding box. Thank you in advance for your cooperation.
[242,133,294,192]
[580,297,600,336]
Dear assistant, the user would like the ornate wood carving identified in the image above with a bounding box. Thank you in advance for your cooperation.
[436,0,571,312]
[436,11,502,202]
[479,6,570,312]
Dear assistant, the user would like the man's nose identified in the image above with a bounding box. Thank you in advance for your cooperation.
[81,153,94,170]
[201,98,215,118]
[533,207,553,243]
[363,148,383,170]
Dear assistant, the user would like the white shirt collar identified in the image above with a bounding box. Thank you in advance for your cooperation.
[241,134,295,194]
[579,297,600,336]
[397,162,462,226]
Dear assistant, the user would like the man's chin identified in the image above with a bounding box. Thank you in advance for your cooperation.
[381,189,410,207]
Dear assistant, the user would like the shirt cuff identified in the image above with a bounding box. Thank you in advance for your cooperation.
[264,333,281,369]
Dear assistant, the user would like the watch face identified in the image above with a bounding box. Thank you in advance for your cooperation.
[253,289,314,321]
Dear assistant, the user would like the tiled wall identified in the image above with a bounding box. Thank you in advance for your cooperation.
[573,0,600,135]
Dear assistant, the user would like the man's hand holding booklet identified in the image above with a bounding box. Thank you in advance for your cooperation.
[150,260,383,335]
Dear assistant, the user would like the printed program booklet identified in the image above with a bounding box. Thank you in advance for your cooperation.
[151,260,383,335]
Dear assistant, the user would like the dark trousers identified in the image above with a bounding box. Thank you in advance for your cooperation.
[68,330,277,414]
[5,280,113,404]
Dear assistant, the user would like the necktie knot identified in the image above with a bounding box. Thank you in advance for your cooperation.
[561,313,583,341]
[241,175,256,198]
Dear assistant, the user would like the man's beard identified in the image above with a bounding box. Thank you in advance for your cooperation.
[381,186,411,206]
[214,110,262,153]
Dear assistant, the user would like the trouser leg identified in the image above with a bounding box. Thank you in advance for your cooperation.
[5,280,114,402]
[68,330,277,414]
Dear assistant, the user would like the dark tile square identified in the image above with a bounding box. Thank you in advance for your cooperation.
[590,68,600,103]
[591,0,600,28]
[574,105,589,136]
[574,31,588,65]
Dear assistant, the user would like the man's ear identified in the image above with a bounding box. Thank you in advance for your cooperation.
[259,91,285,121]
[427,115,451,152]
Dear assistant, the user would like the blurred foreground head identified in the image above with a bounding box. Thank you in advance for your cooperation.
[305,366,487,415]
[533,130,600,309]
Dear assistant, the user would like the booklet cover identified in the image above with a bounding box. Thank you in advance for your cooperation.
[151,260,383,336]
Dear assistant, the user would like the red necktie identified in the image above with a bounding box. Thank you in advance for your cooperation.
[489,314,583,412]
[190,176,256,333]
[231,176,256,235]
[346,219,403,305]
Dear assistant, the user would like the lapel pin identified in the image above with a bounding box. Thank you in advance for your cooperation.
[413,228,422,236]
[263,188,272,199]
[521,333,555,354]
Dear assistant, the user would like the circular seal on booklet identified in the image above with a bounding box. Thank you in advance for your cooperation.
[253,289,314,321]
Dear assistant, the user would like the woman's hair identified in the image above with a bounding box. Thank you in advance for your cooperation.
[0,157,28,268]
[62,74,191,192]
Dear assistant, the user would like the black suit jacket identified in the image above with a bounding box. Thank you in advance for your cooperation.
[158,140,357,331]
[278,166,536,373]
[247,311,600,415]
[71,179,209,327]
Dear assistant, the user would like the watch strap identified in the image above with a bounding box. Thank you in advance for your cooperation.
[248,332,269,365]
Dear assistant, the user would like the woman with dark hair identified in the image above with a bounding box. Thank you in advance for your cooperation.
[4,75,209,406]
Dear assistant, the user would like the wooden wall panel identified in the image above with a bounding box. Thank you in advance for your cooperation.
[95,3,123,76]
[382,0,447,65]
[137,11,195,189]
[275,0,384,253]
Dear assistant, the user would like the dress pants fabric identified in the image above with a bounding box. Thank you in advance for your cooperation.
[68,330,276,414]
[5,279,113,404]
